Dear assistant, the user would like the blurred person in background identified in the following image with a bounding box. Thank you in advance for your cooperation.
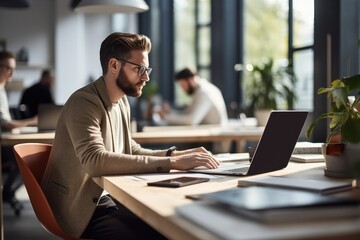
[159,67,228,126]
[0,50,37,212]
[19,69,55,118]
[156,67,229,153]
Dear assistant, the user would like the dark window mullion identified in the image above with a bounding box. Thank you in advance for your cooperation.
[195,0,200,70]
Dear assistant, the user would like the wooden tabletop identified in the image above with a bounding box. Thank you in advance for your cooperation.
[0,132,55,146]
[131,126,263,144]
[1,125,264,146]
[93,162,360,240]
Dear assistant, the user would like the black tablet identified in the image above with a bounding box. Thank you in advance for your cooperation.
[147,176,210,188]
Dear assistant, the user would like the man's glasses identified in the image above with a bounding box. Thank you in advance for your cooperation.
[0,64,14,74]
[116,58,152,77]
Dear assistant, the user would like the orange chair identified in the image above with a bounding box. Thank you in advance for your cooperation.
[13,143,84,240]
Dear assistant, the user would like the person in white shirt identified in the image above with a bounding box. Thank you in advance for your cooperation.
[0,51,37,213]
[162,67,228,126]
[158,67,229,153]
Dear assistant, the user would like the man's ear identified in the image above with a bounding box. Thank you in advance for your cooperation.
[108,58,120,74]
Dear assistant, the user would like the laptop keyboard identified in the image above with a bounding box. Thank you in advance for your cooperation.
[224,167,249,175]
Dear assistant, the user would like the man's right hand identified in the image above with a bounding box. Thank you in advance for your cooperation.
[170,151,219,170]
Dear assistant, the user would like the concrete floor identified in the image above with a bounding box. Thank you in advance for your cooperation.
[3,185,57,240]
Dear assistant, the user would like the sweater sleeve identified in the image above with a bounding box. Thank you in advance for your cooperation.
[64,91,171,177]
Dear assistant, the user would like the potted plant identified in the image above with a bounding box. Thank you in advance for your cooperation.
[135,82,158,125]
[245,58,297,125]
[306,74,360,178]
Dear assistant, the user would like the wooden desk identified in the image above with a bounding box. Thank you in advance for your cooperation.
[93,162,360,240]
[0,132,55,146]
[1,126,263,150]
[132,125,264,151]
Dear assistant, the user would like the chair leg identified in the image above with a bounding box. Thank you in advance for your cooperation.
[2,171,24,217]
[8,198,23,217]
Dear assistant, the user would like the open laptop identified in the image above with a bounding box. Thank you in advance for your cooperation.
[189,110,308,176]
[37,104,63,132]
[11,104,63,134]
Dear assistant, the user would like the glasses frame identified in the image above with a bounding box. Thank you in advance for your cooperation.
[116,58,152,77]
[0,64,14,74]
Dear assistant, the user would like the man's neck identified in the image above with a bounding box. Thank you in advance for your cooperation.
[103,75,125,103]
[0,80,6,88]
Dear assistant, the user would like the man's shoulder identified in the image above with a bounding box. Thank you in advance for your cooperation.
[198,80,219,94]
[69,84,97,101]
[66,82,106,109]
[22,83,41,95]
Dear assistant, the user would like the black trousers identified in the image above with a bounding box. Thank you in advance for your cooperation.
[81,195,167,240]
[2,146,23,201]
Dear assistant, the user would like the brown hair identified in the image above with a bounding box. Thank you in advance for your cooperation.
[100,32,152,75]
[0,51,15,63]
[175,67,197,81]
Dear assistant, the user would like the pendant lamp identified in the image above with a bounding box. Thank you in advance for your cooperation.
[0,0,31,8]
[74,0,149,13]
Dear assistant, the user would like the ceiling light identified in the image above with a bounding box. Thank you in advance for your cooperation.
[0,0,31,8]
[74,0,149,13]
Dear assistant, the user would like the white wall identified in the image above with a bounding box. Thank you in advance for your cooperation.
[54,0,113,104]
[0,0,54,66]
[0,0,114,105]
[0,0,55,106]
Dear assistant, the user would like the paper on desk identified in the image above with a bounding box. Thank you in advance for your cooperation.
[127,173,223,181]
[11,126,38,134]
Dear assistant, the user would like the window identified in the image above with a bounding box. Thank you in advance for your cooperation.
[243,0,314,111]
[174,0,211,106]
[160,0,314,112]
[291,0,314,110]
[196,0,211,80]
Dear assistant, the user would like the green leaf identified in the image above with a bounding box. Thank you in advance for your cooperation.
[309,74,360,143]
[329,112,345,129]
[317,87,331,94]
[342,117,360,143]
[306,112,332,139]
[353,92,360,107]
[331,87,348,109]
[342,74,360,91]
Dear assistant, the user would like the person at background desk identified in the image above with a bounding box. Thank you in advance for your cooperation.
[41,32,219,240]
[159,67,228,126]
[19,69,55,118]
[156,67,229,153]
[0,50,38,212]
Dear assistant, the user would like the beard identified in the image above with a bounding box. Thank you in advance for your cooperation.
[116,67,144,97]
[187,82,195,95]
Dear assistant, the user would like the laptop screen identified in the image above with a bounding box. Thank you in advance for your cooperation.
[38,104,63,132]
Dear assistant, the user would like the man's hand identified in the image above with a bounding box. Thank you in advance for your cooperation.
[170,147,219,170]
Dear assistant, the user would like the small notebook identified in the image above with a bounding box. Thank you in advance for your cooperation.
[237,176,352,194]
[292,142,323,154]
[290,154,325,163]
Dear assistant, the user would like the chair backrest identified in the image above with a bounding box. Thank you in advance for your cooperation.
[13,143,81,240]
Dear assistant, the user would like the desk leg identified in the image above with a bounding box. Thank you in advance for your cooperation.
[236,140,245,152]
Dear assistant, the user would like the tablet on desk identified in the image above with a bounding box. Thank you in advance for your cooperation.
[147,177,210,188]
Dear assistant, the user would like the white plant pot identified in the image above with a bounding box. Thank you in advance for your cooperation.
[323,143,360,178]
[254,109,272,126]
